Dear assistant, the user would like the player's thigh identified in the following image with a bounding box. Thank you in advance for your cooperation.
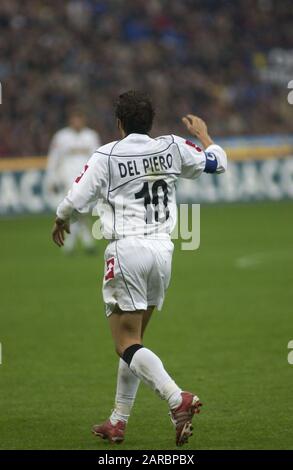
[103,239,151,314]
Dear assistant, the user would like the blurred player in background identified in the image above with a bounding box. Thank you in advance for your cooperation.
[46,109,101,253]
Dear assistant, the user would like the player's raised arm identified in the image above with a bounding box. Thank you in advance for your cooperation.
[175,114,227,179]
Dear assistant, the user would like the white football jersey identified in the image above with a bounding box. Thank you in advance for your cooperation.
[56,133,227,239]
[46,127,101,190]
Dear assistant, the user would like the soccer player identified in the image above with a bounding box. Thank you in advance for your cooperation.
[52,91,227,446]
[47,108,101,252]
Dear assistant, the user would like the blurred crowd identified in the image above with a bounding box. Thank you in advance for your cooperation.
[0,0,292,156]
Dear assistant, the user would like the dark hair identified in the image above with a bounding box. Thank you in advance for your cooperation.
[115,90,155,135]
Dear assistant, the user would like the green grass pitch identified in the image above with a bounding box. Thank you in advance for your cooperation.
[0,201,293,450]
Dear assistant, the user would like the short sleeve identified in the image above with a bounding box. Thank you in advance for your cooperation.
[173,135,227,179]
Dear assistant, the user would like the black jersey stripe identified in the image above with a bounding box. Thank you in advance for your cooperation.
[107,140,122,237]
[108,172,180,193]
[95,138,176,159]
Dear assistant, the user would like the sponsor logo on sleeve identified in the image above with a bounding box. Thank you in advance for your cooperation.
[75,164,89,183]
[185,140,202,152]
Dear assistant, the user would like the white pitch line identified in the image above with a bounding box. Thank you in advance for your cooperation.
[235,250,293,269]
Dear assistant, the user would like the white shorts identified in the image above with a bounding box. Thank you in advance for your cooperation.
[103,237,174,316]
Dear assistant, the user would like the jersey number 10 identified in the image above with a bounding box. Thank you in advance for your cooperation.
[135,179,170,224]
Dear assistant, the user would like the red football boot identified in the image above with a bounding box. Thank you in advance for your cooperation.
[169,392,202,446]
[92,419,126,444]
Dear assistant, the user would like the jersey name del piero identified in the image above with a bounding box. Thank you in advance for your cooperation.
[117,152,173,179]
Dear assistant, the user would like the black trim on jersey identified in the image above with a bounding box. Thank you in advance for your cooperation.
[107,140,121,237]
[96,150,116,157]
[174,141,183,163]
[175,143,184,176]
[167,134,184,172]
[109,172,180,193]
[107,135,133,236]
[96,139,175,159]
[170,134,185,171]
[115,241,137,310]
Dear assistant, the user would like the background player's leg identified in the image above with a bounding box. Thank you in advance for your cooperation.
[63,220,79,253]
[109,310,182,410]
[78,216,95,252]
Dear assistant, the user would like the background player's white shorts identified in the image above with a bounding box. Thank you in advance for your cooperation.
[103,237,174,316]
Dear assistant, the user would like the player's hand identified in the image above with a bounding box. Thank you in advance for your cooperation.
[182,114,213,148]
[52,217,70,247]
